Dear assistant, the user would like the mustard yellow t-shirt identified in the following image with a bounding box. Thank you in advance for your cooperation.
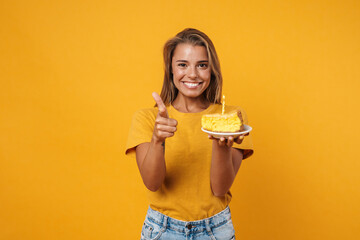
[125,104,254,221]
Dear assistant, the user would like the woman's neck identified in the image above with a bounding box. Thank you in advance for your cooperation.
[172,94,210,113]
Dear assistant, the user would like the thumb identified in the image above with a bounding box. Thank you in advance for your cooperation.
[152,92,168,118]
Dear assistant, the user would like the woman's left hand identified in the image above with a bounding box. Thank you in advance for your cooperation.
[208,134,248,147]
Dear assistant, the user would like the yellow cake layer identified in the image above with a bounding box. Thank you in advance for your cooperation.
[201,110,243,133]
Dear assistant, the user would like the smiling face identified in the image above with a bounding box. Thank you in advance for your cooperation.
[171,43,211,100]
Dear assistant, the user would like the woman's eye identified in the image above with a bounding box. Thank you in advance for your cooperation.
[198,63,208,68]
[178,63,187,67]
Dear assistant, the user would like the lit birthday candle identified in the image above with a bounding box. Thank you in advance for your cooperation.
[222,95,225,115]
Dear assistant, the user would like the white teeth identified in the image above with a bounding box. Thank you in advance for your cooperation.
[184,82,200,87]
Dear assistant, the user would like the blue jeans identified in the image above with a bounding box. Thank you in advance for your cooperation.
[141,206,236,240]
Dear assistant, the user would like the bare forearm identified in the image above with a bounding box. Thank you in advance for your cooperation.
[210,141,236,197]
[139,139,166,191]
[135,92,177,192]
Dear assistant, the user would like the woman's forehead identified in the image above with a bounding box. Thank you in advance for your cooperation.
[172,43,208,61]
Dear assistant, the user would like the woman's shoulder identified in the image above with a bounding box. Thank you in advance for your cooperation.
[131,107,158,121]
[134,107,158,115]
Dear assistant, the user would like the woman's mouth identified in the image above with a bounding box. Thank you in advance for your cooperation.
[182,82,202,89]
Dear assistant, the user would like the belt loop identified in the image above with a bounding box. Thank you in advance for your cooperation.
[205,218,212,233]
[205,218,216,240]
[162,215,168,231]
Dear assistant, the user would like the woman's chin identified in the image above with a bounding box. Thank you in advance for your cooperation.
[178,89,205,99]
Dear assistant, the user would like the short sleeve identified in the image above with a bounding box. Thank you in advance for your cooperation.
[125,108,157,158]
[232,107,254,160]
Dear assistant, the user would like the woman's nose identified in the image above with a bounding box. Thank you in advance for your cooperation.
[188,66,197,79]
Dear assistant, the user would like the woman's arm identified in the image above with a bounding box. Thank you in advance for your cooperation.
[135,93,177,192]
[210,136,245,197]
[135,140,166,192]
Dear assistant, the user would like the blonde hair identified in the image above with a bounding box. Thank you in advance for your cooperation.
[159,28,222,105]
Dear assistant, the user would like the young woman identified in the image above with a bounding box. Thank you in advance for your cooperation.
[126,28,254,240]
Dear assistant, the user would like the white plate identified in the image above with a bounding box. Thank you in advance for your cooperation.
[201,124,252,139]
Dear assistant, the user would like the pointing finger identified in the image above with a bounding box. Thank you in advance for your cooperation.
[152,92,168,118]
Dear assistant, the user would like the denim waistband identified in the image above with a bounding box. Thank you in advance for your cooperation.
[145,206,232,234]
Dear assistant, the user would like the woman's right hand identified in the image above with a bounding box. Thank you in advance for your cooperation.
[152,92,177,144]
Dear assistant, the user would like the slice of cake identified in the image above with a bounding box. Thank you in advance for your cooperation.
[201,110,244,132]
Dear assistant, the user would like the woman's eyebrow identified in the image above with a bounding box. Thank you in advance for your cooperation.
[175,60,208,62]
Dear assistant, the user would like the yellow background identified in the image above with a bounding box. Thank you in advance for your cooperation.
[1,0,359,239]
